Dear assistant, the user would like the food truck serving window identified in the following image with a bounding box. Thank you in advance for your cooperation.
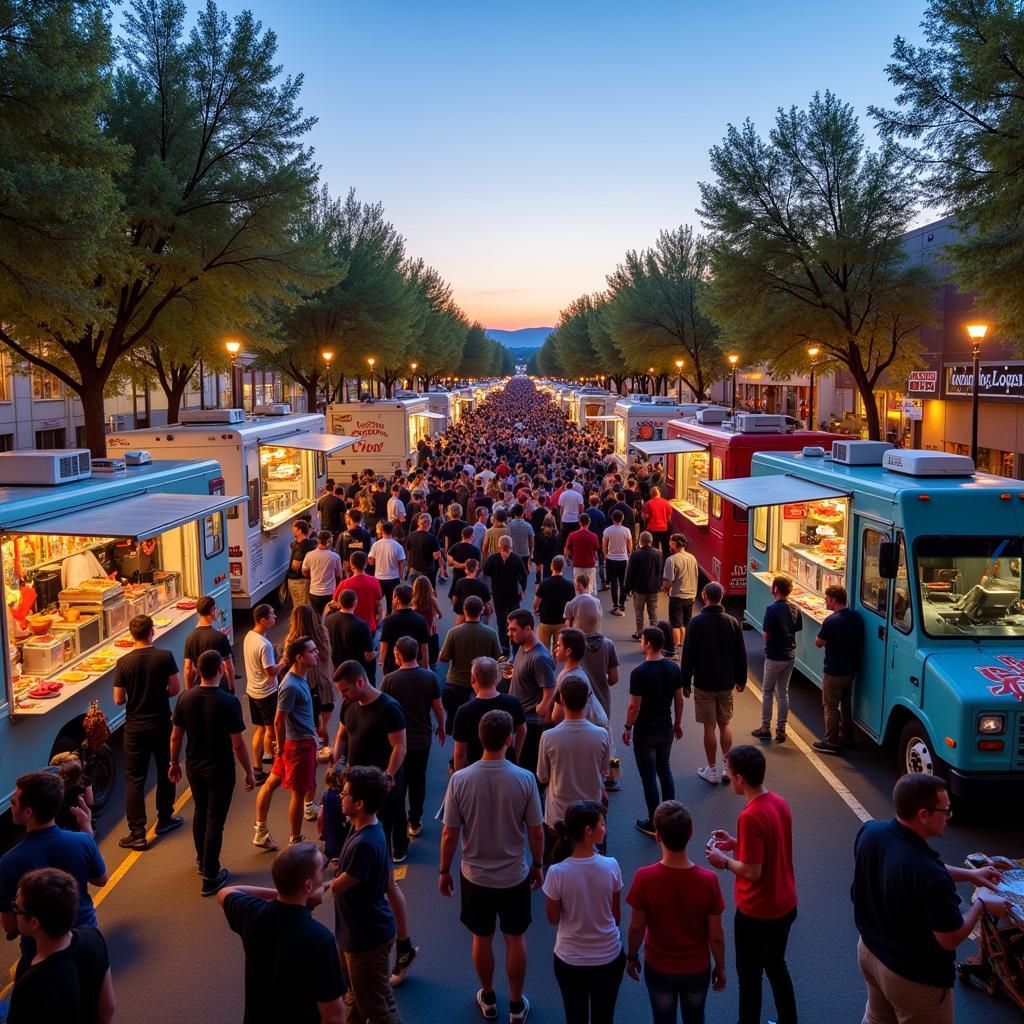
[915,536,1024,638]
[258,444,316,530]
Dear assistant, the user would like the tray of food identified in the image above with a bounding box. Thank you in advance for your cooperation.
[27,681,63,699]
[58,671,90,683]
[114,638,135,648]
[176,599,197,610]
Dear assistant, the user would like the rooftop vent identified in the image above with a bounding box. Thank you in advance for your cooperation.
[882,449,975,477]
[831,440,894,466]
[179,408,246,425]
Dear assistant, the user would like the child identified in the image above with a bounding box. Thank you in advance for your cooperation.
[318,762,348,870]
[49,752,93,831]
[543,801,626,1024]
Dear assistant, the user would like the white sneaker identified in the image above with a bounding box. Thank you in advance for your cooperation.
[252,827,278,850]
[697,765,719,785]
[304,801,319,821]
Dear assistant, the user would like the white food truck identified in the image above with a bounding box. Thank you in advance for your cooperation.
[0,450,241,811]
[326,396,441,479]
[108,409,359,608]
[425,390,460,431]
[572,388,618,438]
[609,397,711,467]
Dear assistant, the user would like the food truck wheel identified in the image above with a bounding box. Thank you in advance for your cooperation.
[52,733,115,814]
[898,719,947,780]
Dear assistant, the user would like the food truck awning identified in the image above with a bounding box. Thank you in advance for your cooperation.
[7,492,248,541]
[586,415,622,422]
[700,475,849,510]
[259,433,361,455]
[630,439,706,456]
[417,412,447,421]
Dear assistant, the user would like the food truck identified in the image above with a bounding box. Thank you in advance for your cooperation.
[0,450,242,811]
[425,389,459,431]
[703,440,1024,793]
[610,397,709,468]
[109,409,359,609]
[571,388,617,433]
[633,411,848,598]
[327,396,441,479]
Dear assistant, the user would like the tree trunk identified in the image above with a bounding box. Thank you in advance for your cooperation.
[165,377,189,425]
[79,383,108,459]
[847,352,882,440]
[305,381,319,416]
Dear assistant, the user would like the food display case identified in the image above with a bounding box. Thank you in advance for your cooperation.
[258,444,316,530]
[751,498,849,623]
[51,613,103,657]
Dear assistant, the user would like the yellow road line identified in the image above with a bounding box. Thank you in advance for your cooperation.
[742,677,873,824]
[393,865,408,882]
[93,787,193,908]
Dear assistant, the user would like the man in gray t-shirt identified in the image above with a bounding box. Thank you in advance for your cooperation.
[506,611,556,777]
[440,709,543,1021]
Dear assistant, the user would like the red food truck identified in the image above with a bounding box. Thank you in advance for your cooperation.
[631,410,849,601]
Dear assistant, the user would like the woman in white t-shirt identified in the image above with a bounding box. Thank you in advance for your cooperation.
[543,801,626,1024]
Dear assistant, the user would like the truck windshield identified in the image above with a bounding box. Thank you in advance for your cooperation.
[916,536,1024,638]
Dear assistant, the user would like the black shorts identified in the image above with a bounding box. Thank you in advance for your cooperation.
[311,692,335,720]
[668,597,694,629]
[459,873,532,937]
[248,694,277,727]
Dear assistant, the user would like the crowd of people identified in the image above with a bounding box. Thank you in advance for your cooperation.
[0,377,1013,1024]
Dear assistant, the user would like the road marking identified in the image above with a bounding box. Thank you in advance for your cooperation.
[394,865,408,881]
[742,678,873,824]
[93,787,194,909]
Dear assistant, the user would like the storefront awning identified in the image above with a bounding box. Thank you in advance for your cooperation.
[630,439,706,456]
[700,475,849,510]
[417,412,447,421]
[259,433,361,455]
[9,492,247,541]
[586,415,622,422]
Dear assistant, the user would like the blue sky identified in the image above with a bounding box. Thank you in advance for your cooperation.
[188,0,928,329]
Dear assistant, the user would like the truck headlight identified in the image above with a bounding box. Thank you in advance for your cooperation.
[978,714,1005,735]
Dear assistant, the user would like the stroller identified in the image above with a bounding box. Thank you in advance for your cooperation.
[957,853,1024,1011]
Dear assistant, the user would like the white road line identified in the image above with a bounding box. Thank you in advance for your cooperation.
[743,678,873,824]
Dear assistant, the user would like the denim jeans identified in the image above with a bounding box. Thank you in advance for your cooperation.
[633,735,675,820]
[735,906,798,1024]
[761,658,795,730]
[644,962,711,1024]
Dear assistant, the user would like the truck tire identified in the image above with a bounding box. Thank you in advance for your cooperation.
[52,733,116,814]
[897,718,947,780]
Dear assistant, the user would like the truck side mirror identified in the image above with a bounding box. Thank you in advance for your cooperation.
[878,541,899,579]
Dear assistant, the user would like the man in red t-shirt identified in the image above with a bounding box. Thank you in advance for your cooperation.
[706,744,797,1024]
[564,514,600,594]
[334,550,384,633]
[643,486,674,558]
[626,800,726,1015]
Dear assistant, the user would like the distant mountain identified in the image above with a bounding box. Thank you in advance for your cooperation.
[485,327,554,350]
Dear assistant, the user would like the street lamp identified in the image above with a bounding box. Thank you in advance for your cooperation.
[648,366,655,397]
[807,346,821,430]
[675,358,684,403]
[728,354,739,414]
[410,361,418,392]
[321,350,334,408]
[367,356,376,399]
[966,322,989,465]
[225,339,241,409]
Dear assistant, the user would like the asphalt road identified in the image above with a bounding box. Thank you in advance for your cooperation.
[2,578,1022,1024]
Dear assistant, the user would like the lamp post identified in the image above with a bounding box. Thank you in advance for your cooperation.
[807,346,820,430]
[675,358,684,403]
[321,350,334,409]
[225,339,241,409]
[648,366,655,397]
[966,323,989,465]
[367,356,376,399]
[728,354,739,414]
[410,361,418,392]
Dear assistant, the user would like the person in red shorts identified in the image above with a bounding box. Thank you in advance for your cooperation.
[626,800,726,1024]
[335,551,384,633]
[642,487,674,558]
[706,744,797,1024]
[253,637,321,850]
[564,515,600,595]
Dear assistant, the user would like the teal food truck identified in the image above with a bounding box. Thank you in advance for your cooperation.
[702,441,1024,794]
[1,451,242,812]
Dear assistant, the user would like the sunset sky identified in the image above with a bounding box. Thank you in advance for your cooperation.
[212,1,927,330]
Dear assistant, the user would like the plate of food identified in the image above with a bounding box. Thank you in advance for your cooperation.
[153,617,172,627]
[28,682,63,699]
[58,671,90,683]
[114,638,135,648]
[176,599,197,610]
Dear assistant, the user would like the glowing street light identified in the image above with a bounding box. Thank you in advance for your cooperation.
[728,354,739,414]
[225,339,241,410]
[674,358,684,402]
[966,323,989,464]
[367,356,376,398]
[807,346,821,430]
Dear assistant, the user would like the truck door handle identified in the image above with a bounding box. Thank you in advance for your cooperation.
[878,625,886,641]
[909,675,919,687]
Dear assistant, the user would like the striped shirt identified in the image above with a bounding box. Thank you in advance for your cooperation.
[507,518,534,559]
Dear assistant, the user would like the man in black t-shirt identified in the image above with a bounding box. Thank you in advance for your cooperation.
[447,526,481,583]
[450,558,491,623]
[336,509,373,576]
[171,650,256,895]
[286,520,317,607]
[317,484,346,538]
[324,590,377,682]
[377,584,429,675]
[437,504,468,583]
[533,554,575,649]
[113,614,181,850]
[7,867,112,1024]
[183,595,235,693]
[405,514,441,587]
[814,585,864,753]
[452,655,526,770]
[220,843,346,1024]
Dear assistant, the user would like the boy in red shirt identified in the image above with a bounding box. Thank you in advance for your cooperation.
[706,744,797,1024]
[334,551,384,633]
[564,514,600,595]
[626,800,726,1022]
[642,486,674,558]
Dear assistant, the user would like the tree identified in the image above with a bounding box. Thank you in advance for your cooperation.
[699,92,937,439]
[604,227,722,400]
[535,334,565,377]
[0,0,321,454]
[586,299,630,392]
[872,0,1024,339]
[550,295,600,378]
[403,259,467,389]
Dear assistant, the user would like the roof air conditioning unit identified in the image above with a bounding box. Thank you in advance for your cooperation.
[831,440,894,466]
[733,413,788,433]
[0,449,92,485]
[179,408,246,425]
[696,407,727,425]
[882,449,975,477]
[254,403,291,416]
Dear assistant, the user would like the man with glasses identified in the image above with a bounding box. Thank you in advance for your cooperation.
[851,773,1010,1024]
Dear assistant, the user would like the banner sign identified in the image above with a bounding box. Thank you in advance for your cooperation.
[907,370,938,395]
[945,363,1024,400]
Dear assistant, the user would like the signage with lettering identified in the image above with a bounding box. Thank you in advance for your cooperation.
[783,503,807,520]
[907,370,938,395]
[945,362,1024,400]
[901,399,923,421]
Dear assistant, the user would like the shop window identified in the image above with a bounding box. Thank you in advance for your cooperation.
[0,434,13,452]
[0,351,11,402]
[203,511,225,558]
[892,534,913,634]
[711,455,723,518]
[32,372,65,401]
[860,528,888,618]
[75,426,87,449]
[752,506,768,551]
[35,428,66,450]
